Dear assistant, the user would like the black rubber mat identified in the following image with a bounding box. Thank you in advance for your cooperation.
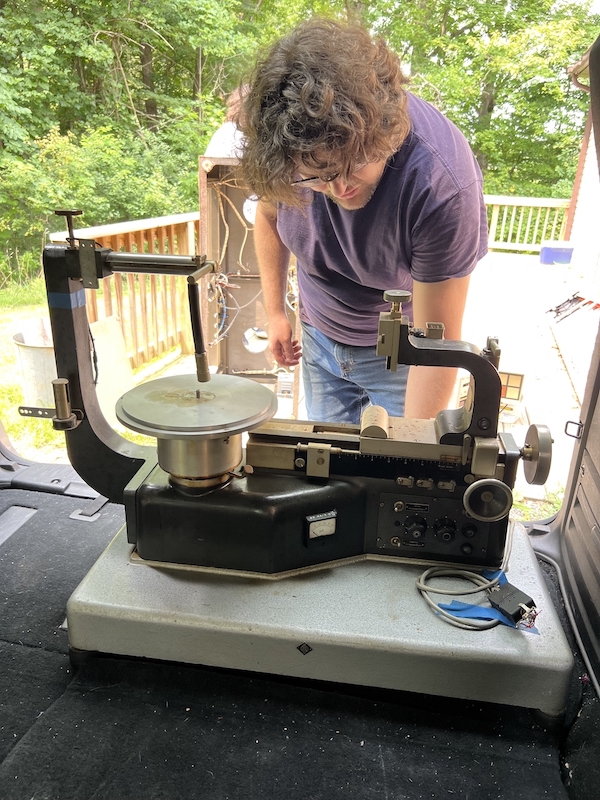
[0,655,569,800]
[0,489,124,652]
[0,486,594,799]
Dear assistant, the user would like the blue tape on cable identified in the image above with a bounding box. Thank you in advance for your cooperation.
[438,600,540,634]
[481,569,508,585]
[48,290,86,309]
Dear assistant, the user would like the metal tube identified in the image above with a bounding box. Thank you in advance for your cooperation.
[105,252,215,277]
[188,281,211,382]
[52,378,71,420]
[187,264,215,284]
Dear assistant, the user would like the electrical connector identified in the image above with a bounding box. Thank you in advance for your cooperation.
[487,582,536,625]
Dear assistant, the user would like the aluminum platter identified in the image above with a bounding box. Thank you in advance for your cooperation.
[115,373,278,439]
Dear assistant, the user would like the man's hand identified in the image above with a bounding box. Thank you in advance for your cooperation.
[268,314,302,366]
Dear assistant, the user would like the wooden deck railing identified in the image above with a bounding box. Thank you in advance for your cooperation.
[485,195,569,252]
[49,213,199,369]
[48,195,570,371]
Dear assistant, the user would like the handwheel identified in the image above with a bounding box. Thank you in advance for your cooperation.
[521,424,553,485]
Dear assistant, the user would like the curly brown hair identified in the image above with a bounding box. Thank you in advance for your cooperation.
[238,18,410,207]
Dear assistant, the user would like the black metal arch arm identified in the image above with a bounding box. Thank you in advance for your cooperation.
[43,245,155,502]
[397,325,502,443]
[377,297,502,443]
[42,244,215,503]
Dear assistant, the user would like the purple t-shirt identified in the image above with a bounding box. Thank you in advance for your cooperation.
[276,93,488,346]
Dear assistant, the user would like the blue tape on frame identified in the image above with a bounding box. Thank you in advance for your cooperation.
[48,290,86,309]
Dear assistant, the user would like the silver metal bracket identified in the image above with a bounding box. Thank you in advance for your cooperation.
[305,442,332,478]
[471,437,500,477]
[18,406,55,419]
[18,405,83,429]
[79,239,100,289]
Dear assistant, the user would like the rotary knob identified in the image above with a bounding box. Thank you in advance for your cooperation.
[383,289,412,305]
[434,517,457,543]
[404,515,427,539]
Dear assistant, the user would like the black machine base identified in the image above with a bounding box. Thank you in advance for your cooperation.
[124,464,509,575]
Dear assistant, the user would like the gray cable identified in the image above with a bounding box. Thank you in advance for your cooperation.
[416,522,515,630]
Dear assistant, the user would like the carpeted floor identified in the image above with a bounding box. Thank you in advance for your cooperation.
[0,486,597,800]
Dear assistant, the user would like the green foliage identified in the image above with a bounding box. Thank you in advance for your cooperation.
[362,0,598,197]
[511,486,564,522]
[0,1,114,151]
[0,250,41,289]
[0,71,33,151]
[0,0,264,281]
[0,0,597,284]
[0,0,255,148]
[0,125,196,270]
[0,377,66,459]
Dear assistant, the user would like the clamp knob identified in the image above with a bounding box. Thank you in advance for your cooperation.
[54,209,82,247]
[404,515,427,539]
[434,516,457,542]
[383,290,412,312]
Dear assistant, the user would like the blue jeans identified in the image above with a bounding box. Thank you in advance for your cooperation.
[301,322,409,425]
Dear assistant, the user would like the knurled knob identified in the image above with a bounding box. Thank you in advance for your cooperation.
[383,290,412,305]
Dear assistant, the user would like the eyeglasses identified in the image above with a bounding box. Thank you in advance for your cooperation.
[291,161,369,189]
[291,173,340,188]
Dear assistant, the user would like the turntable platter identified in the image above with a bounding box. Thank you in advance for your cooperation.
[116,373,277,439]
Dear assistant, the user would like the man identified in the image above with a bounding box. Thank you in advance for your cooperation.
[238,18,488,424]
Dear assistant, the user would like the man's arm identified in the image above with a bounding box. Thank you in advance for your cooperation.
[404,275,471,418]
[254,201,301,366]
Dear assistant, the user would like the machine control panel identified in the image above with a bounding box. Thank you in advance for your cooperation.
[374,492,499,563]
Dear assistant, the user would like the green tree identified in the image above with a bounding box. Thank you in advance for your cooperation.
[0,0,598,282]
[0,0,256,276]
[248,0,597,196]
[0,0,256,148]
[0,126,192,267]
[359,0,598,196]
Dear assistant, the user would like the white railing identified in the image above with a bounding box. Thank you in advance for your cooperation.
[485,195,569,252]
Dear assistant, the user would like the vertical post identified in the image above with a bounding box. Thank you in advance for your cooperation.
[488,204,499,247]
[198,167,212,369]
[187,276,211,382]
[186,220,195,255]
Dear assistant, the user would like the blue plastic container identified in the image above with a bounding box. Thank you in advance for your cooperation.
[540,241,574,265]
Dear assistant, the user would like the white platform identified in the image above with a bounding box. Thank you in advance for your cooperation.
[67,523,573,717]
